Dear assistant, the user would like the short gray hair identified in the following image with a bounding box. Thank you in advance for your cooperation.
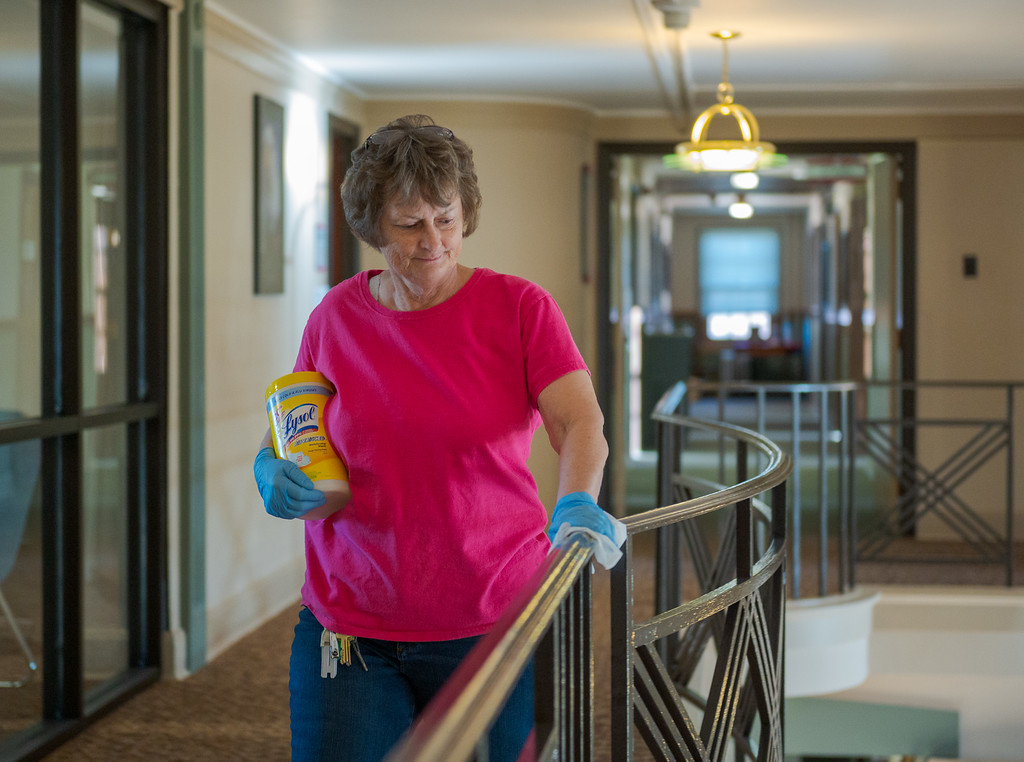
[341,115,482,249]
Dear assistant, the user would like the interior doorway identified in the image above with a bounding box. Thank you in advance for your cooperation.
[327,115,361,286]
[596,142,916,513]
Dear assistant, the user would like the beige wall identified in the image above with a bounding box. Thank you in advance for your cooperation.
[917,138,1024,381]
[913,138,1024,539]
[200,10,365,657]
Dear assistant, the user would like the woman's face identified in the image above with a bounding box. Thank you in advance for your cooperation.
[378,194,464,287]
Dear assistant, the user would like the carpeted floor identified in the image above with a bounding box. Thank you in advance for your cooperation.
[41,604,296,761]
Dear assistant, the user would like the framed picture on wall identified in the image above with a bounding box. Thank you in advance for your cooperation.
[254,94,285,294]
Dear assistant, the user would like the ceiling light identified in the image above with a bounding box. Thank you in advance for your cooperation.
[677,31,775,172]
[728,195,754,219]
[730,171,760,190]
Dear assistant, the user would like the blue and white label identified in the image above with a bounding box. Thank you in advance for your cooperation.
[283,402,319,443]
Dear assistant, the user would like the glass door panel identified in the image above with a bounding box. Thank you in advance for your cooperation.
[81,2,128,410]
[0,0,44,741]
[79,0,132,700]
[0,440,43,734]
[0,0,43,418]
[82,424,129,691]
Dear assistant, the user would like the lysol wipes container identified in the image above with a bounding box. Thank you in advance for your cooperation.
[265,371,350,519]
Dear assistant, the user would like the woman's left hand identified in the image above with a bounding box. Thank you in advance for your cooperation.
[547,491,627,569]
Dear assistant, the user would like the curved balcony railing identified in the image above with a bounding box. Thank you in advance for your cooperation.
[386,383,792,761]
[611,382,792,760]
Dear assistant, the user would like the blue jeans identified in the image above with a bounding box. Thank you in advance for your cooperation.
[289,607,534,761]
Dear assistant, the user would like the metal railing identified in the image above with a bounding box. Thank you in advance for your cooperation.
[611,383,791,760]
[686,379,1019,591]
[387,383,792,761]
[683,380,857,598]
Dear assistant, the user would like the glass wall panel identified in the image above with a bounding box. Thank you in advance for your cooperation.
[0,0,42,417]
[82,424,129,690]
[81,2,127,409]
[0,0,44,742]
[1,2,166,754]
[80,2,131,695]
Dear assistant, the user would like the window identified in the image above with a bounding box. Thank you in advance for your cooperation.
[699,227,780,340]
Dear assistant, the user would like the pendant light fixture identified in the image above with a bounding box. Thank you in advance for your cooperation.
[728,195,754,219]
[677,30,775,172]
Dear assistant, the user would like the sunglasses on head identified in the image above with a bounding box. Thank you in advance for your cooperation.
[364,125,455,150]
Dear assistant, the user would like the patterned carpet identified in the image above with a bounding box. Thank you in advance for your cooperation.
[41,605,295,761]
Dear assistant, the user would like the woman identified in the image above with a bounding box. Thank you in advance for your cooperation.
[253,114,624,761]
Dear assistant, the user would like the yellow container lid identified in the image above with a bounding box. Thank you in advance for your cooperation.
[265,371,335,400]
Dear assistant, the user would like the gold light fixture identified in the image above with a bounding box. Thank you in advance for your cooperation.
[678,31,775,172]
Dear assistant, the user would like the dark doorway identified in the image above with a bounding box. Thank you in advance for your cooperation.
[327,115,361,285]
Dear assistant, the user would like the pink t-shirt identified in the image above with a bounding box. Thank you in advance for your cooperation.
[293,268,588,640]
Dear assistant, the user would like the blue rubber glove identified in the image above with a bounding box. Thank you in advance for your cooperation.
[547,491,627,569]
[253,447,326,520]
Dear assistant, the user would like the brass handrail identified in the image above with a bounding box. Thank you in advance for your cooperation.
[385,536,595,762]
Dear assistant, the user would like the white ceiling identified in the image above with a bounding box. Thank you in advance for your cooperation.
[208,0,1024,120]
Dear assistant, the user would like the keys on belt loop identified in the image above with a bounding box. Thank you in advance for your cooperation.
[320,628,368,678]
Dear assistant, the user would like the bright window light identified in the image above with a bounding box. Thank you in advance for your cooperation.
[707,310,773,341]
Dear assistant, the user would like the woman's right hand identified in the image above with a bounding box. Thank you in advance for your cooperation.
[253,447,327,519]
